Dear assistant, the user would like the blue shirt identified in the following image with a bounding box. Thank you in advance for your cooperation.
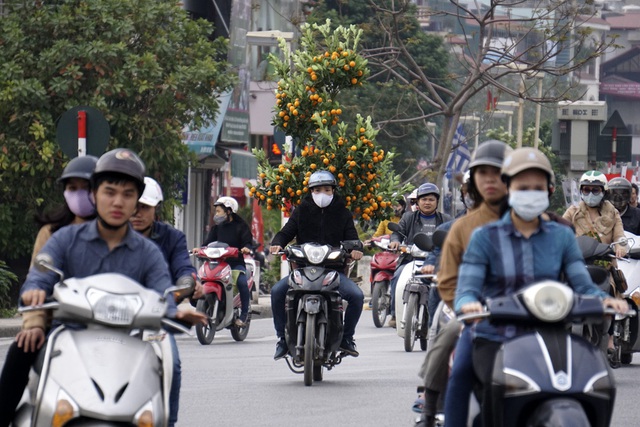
[22,219,177,316]
[150,221,196,283]
[455,211,608,341]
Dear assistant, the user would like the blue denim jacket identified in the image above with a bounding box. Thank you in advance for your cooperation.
[150,221,196,284]
[22,219,177,316]
[455,211,608,341]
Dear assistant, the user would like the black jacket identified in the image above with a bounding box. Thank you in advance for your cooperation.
[620,205,640,235]
[390,210,451,245]
[271,195,359,248]
[204,214,253,268]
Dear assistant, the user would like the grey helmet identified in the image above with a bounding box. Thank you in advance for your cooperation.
[91,148,146,196]
[308,170,337,189]
[416,183,440,199]
[58,155,99,185]
[469,140,513,170]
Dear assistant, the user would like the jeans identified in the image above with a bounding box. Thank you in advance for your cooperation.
[427,286,441,329]
[168,333,181,427]
[233,265,250,321]
[443,325,475,427]
[271,272,363,340]
[389,263,407,316]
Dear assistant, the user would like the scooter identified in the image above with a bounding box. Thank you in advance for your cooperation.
[365,235,400,328]
[459,280,624,427]
[279,240,362,386]
[192,241,255,345]
[13,254,190,427]
[387,223,434,352]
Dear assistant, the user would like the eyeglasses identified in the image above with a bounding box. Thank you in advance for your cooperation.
[581,187,603,196]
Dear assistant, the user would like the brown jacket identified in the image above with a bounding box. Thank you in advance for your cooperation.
[562,201,625,246]
[437,203,501,308]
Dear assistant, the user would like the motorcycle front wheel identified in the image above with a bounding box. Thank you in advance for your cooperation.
[371,281,390,328]
[304,312,317,386]
[404,293,419,352]
[195,294,217,345]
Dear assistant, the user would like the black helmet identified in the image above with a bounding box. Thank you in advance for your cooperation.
[308,170,337,189]
[57,155,99,184]
[91,148,146,195]
[468,140,512,170]
[416,183,440,199]
[608,177,632,192]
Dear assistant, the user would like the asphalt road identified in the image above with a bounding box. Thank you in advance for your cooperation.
[0,311,638,426]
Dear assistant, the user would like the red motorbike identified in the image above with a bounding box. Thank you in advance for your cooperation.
[367,235,400,327]
[192,241,254,345]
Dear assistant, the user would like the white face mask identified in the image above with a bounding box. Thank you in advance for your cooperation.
[508,190,549,221]
[312,193,333,208]
[581,192,604,207]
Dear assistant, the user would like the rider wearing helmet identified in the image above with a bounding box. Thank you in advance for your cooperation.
[407,189,418,212]
[8,149,207,427]
[457,149,627,427]
[607,177,640,235]
[420,140,511,427]
[204,195,253,327]
[269,170,364,358]
[387,182,451,328]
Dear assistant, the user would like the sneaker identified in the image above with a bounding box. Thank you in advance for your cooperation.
[234,318,246,328]
[388,316,396,328]
[274,337,288,360]
[339,337,359,357]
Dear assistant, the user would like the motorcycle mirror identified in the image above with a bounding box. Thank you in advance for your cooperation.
[34,253,65,281]
[576,235,612,258]
[387,222,407,240]
[413,233,433,252]
[432,229,448,249]
[341,240,364,251]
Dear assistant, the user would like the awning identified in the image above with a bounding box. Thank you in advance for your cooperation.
[221,148,257,179]
[182,91,232,157]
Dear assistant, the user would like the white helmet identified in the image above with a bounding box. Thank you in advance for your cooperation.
[579,170,608,191]
[138,177,164,207]
[214,196,239,213]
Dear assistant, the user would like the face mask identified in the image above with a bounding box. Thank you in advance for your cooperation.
[508,190,549,222]
[312,193,333,208]
[64,189,95,218]
[581,192,604,208]
[213,214,227,225]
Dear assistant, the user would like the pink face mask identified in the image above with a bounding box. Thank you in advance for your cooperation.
[64,189,95,218]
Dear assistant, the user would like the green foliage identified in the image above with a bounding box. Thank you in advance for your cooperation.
[249,21,411,226]
[0,0,235,259]
[0,260,18,317]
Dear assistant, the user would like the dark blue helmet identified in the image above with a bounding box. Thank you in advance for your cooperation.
[416,183,440,199]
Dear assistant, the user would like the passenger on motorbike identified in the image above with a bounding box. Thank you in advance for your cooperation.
[387,183,451,328]
[7,149,207,427]
[203,196,253,327]
[269,170,364,359]
[415,140,511,427]
[130,176,203,426]
[372,198,406,238]
[408,189,418,212]
[632,182,639,208]
[0,155,98,426]
[456,148,628,427]
[607,177,640,235]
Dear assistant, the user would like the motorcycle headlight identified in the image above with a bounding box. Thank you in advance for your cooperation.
[290,247,304,258]
[327,250,341,260]
[522,281,573,322]
[87,289,142,326]
[303,245,329,264]
[204,247,225,258]
[293,270,303,285]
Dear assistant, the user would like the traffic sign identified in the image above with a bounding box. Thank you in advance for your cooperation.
[56,106,110,158]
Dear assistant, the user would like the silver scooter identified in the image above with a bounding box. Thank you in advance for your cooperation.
[13,254,191,427]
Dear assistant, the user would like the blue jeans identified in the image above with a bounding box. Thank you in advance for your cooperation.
[271,272,363,340]
[168,333,181,427]
[389,263,407,316]
[443,326,474,427]
[233,265,250,321]
[427,286,441,329]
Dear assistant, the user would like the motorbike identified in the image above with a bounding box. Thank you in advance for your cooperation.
[192,241,255,345]
[13,254,190,427]
[279,240,361,386]
[576,235,640,367]
[387,223,435,352]
[365,235,400,328]
[459,280,625,427]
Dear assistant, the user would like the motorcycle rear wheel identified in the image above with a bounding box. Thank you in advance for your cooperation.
[231,305,251,342]
[371,281,390,328]
[404,293,419,352]
[195,295,217,345]
[304,313,316,386]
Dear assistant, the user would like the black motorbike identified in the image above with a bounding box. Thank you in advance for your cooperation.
[460,280,624,426]
[281,240,361,386]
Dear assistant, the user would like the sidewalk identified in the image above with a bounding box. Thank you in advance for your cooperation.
[0,294,274,339]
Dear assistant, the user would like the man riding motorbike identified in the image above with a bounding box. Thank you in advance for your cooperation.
[269,170,364,359]
[387,183,451,328]
[607,177,640,235]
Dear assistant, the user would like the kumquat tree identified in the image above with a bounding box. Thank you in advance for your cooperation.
[248,20,411,225]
